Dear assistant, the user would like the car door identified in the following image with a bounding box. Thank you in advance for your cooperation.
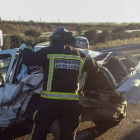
[0,49,18,104]
[113,52,140,105]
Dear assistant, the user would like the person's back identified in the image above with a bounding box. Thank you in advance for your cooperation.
[21,27,99,140]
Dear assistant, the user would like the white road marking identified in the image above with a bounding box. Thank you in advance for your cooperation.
[101,44,140,52]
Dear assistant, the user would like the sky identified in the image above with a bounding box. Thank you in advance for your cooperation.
[0,0,140,23]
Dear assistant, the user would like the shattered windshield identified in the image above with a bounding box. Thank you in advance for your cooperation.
[0,55,11,85]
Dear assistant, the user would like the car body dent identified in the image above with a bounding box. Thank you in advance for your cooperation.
[79,95,127,122]
[0,46,43,127]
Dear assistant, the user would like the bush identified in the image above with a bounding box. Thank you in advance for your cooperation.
[84,29,98,44]
[10,34,22,48]
[126,24,137,30]
[112,26,125,34]
[24,28,41,37]
[98,30,112,43]
[2,36,11,50]
[133,31,140,38]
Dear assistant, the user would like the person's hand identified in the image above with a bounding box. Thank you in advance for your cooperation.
[26,43,36,48]
[19,43,27,51]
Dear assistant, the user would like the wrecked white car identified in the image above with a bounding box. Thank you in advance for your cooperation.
[79,49,140,124]
[0,45,140,128]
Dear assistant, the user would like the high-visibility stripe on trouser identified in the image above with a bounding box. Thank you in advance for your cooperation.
[30,110,38,140]
[30,124,36,140]
[41,91,79,100]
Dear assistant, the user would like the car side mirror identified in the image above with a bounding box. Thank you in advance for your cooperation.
[0,30,3,46]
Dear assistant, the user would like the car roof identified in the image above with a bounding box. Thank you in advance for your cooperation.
[0,45,101,59]
[76,36,88,39]
[77,48,102,58]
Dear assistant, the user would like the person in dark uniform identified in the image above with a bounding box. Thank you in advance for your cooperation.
[21,27,99,140]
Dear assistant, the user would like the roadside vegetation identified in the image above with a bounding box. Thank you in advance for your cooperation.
[1,21,140,50]
[83,24,140,49]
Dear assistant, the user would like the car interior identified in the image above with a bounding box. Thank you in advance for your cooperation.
[81,56,131,95]
[102,57,128,83]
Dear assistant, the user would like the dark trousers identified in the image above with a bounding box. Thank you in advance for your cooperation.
[30,103,79,140]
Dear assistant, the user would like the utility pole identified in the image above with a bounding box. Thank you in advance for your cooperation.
[19,16,20,21]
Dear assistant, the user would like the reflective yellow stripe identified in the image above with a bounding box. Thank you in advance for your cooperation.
[30,110,38,140]
[41,95,79,100]
[30,124,36,140]
[47,59,54,91]
[42,91,78,95]
[32,110,38,121]
[25,46,33,51]
[47,54,85,62]
[46,54,85,95]
[41,91,79,100]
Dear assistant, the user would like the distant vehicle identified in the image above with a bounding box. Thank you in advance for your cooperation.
[75,36,89,49]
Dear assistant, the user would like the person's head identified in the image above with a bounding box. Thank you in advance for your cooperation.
[50,27,76,46]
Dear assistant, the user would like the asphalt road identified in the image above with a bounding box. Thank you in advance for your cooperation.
[1,44,140,140]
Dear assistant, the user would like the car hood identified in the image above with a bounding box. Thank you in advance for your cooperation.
[78,48,102,58]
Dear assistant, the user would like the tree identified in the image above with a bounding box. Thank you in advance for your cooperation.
[98,30,112,43]
[76,25,82,36]
[126,24,137,30]
[10,34,22,48]
[84,29,98,44]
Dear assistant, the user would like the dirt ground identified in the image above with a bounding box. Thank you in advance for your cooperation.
[1,103,140,140]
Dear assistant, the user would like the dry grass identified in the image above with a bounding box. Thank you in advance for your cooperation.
[90,38,140,50]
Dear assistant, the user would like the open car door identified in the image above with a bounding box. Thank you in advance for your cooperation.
[0,49,18,104]
[0,49,43,127]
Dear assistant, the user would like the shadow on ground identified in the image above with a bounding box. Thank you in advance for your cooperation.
[121,124,140,140]
[76,121,120,140]
[0,120,33,140]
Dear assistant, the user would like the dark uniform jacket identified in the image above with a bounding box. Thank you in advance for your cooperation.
[21,44,99,108]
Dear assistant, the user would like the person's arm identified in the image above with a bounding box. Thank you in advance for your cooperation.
[21,45,47,66]
[83,56,99,75]
[81,56,99,92]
